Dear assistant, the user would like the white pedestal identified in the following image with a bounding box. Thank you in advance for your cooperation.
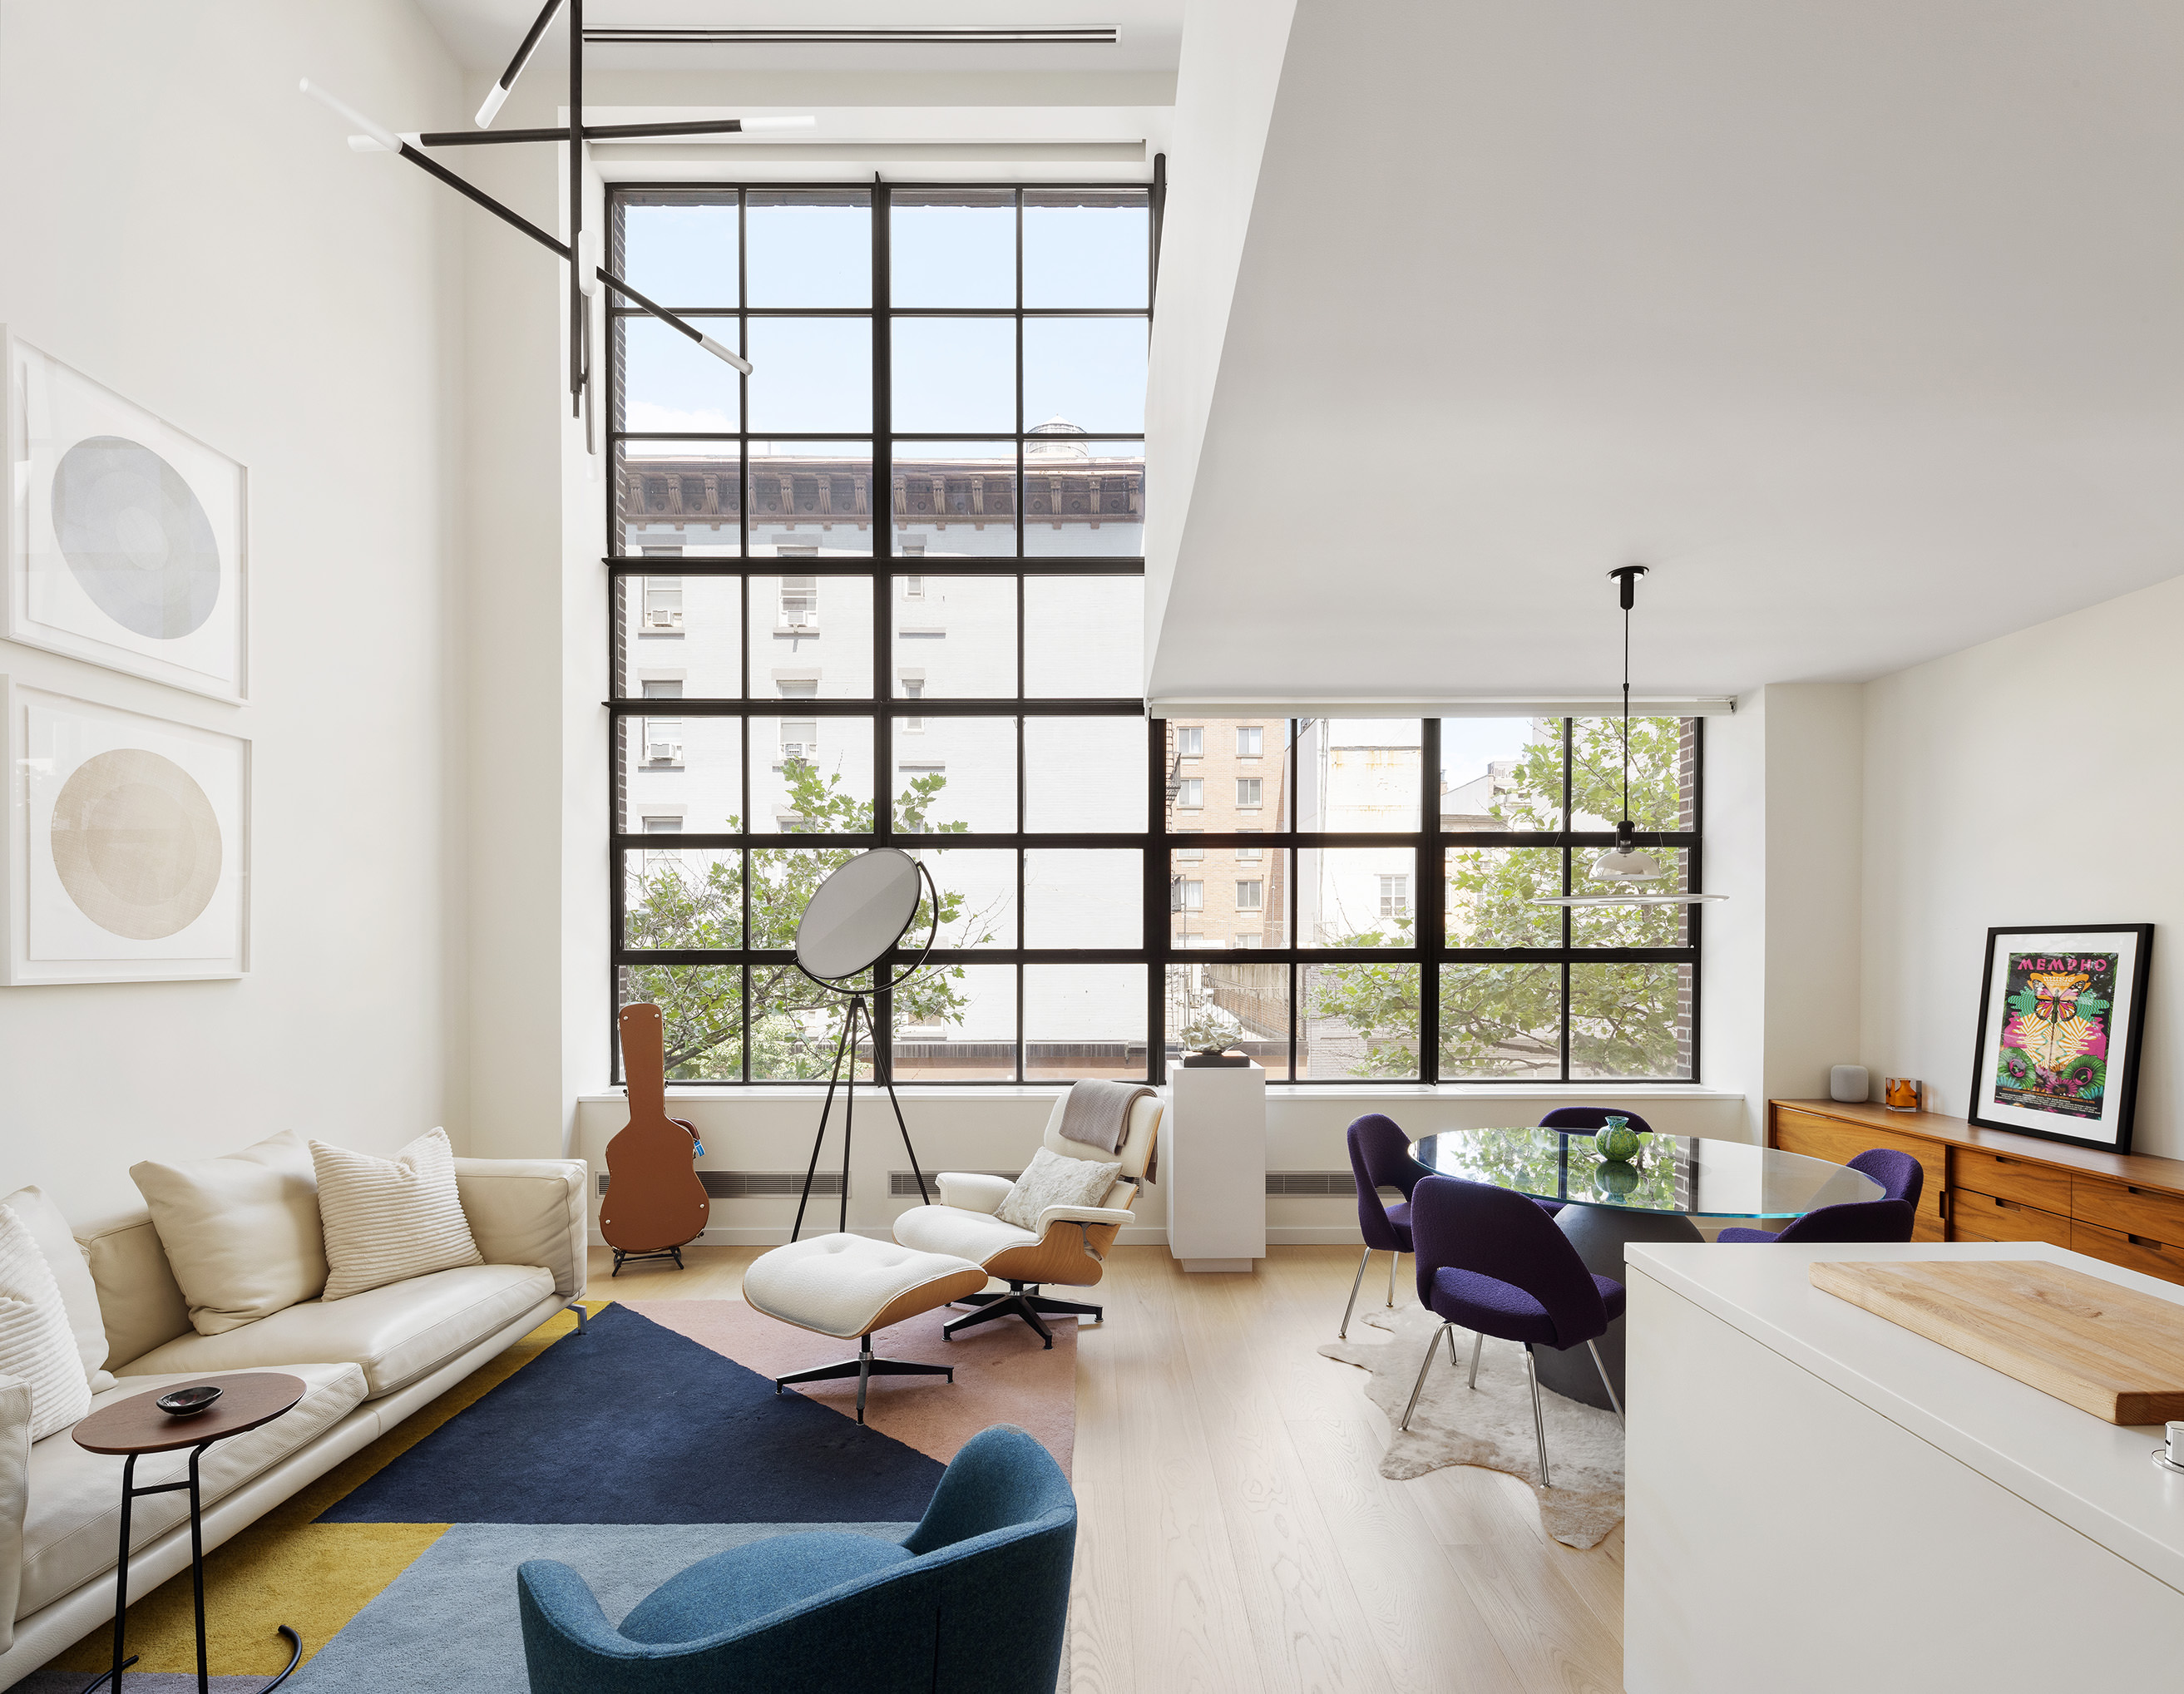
[1164,1061,1267,1272]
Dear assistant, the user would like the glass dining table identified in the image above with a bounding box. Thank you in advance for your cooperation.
[1408,1129,1884,1411]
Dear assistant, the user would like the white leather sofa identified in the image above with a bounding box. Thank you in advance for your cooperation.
[0,1157,586,1690]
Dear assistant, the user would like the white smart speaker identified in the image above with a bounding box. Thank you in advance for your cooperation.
[1829,1065,1870,1103]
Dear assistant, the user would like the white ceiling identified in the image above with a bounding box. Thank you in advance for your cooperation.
[1149,1,2184,703]
[414,0,1183,76]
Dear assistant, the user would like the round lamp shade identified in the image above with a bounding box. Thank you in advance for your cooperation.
[795,849,924,980]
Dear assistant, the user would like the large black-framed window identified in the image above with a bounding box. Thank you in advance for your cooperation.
[606,181,1160,1084]
[605,181,1703,1087]
[1157,715,1703,1084]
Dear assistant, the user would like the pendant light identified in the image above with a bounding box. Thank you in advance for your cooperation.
[1534,565,1725,910]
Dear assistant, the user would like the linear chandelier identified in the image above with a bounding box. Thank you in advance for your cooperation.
[586,27,1122,47]
[301,0,815,451]
[1534,565,1727,911]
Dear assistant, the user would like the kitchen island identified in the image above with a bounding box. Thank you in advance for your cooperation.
[1623,1239,2184,1692]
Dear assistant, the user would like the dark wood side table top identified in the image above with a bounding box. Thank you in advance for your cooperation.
[72,1373,307,1456]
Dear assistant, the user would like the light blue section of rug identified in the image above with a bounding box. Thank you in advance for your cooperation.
[285,1522,917,1693]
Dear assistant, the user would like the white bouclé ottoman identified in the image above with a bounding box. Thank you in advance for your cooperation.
[742,1233,988,1422]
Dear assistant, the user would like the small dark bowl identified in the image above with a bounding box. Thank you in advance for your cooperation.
[156,1385,223,1418]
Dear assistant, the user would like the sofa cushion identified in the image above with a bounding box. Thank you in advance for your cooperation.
[1,1188,111,1392]
[313,1129,482,1301]
[117,1263,551,1400]
[0,1205,91,1442]
[77,1212,192,1373]
[892,1203,1040,1269]
[17,1361,366,1619]
[130,1131,328,1336]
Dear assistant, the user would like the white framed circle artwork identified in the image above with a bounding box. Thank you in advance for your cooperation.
[3,680,250,983]
[4,328,249,703]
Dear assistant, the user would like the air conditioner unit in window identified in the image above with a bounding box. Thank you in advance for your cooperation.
[781,741,815,759]
[647,743,682,763]
[647,609,680,628]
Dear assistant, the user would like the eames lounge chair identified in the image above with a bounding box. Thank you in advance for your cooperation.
[516,1425,1075,1694]
[892,1090,1164,1347]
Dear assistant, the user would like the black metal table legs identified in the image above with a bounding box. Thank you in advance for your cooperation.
[84,1446,304,1694]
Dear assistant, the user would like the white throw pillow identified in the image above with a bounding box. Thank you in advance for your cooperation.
[0,1202,92,1441]
[995,1146,1122,1234]
[311,1128,483,1301]
[0,1187,112,1391]
[131,1131,328,1336]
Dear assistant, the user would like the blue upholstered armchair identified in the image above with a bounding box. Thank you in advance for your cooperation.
[516,1425,1076,1694]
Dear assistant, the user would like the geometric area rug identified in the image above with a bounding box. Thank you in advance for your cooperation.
[27,1297,1075,1693]
[1319,1303,1624,1550]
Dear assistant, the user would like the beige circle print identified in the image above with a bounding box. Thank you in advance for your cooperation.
[48,748,222,940]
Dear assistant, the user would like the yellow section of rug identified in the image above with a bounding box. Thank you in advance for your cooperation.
[51,1302,604,1676]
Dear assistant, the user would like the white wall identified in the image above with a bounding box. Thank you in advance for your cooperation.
[0,2,464,1221]
[1699,696,1769,1139]
[1139,0,1297,674]
[1761,684,1865,1108]
[1861,573,2184,1156]
[458,77,568,1160]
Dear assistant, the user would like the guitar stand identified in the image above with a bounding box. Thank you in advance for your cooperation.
[610,1246,685,1277]
[789,991,931,1241]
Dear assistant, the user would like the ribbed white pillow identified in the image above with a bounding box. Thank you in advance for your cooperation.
[2,1186,112,1391]
[310,1129,483,1301]
[0,1202,92,1441]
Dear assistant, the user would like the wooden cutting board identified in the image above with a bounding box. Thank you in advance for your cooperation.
[1809,1258,2184,1425]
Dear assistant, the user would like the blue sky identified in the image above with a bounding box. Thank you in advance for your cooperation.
[619,198,1149,437]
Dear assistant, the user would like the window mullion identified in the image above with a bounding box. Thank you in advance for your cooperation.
[1418,715,1442,1085]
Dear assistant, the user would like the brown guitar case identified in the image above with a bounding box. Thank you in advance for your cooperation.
[601,1003,709,1256]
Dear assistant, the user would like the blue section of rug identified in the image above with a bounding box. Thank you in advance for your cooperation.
[320,1303,947,1525]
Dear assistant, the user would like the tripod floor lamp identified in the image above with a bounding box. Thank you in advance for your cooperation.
[789,848,940,1241]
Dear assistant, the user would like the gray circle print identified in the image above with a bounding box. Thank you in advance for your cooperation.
[52,435,221,639]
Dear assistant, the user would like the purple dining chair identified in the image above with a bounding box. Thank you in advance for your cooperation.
[1717,1198,1915,1245]
[1718,1148,1922,1243]
[1341,1114,1433,1340]
[1402,1175,1623,1488]
[1533,1108,1658,1217]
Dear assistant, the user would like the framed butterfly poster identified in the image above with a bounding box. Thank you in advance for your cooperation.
[1968,923,2152,1153]
[3,327,249,702]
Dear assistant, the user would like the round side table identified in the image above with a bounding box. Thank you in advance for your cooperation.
[72,1372,308,1694]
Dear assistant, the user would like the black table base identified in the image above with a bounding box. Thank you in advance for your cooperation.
[1532,1208,1704,1411]
[85,1446,304,1694]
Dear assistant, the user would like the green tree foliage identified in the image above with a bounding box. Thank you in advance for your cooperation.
[1309,718,1692,1081]
[621,759,998,1081]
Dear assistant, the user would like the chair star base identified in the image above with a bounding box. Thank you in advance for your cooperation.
[774,1334,955,1425]
[943,1283,1101,1349]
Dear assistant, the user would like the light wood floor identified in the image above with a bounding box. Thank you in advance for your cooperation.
[590,1243,1624,1694]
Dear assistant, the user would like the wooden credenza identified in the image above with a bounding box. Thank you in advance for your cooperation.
[1768,1099,2184,1287]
